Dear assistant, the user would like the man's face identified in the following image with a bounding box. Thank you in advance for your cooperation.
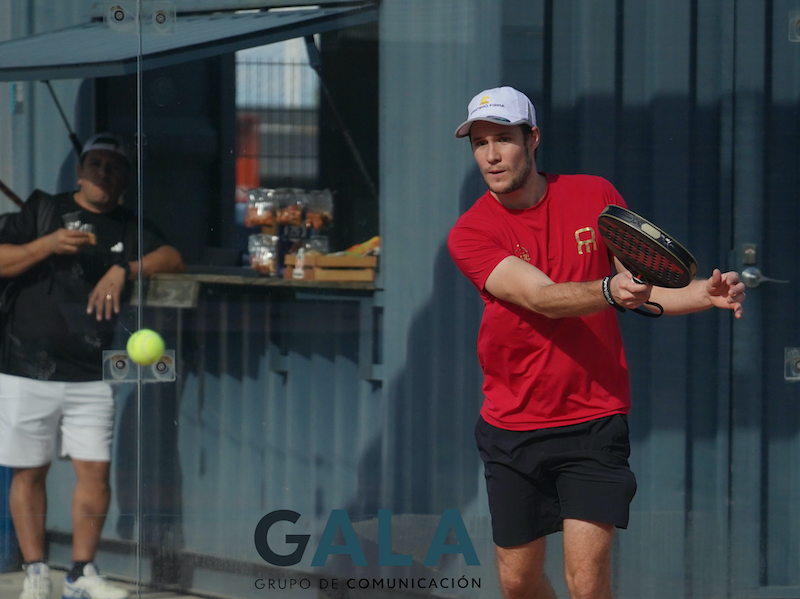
[76,150,130,211]
[470,121,538,197]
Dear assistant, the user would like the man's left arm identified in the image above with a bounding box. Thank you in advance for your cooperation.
[131,244,185,278]
[88,245,185,320]
[648,267,746,319]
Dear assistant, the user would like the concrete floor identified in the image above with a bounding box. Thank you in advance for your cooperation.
[0,569,201,599]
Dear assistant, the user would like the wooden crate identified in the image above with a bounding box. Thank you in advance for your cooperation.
[284,253,377,282]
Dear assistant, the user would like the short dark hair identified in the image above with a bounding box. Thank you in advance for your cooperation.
[519,125,539,161]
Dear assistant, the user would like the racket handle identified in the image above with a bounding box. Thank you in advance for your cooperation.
[603,275,663,317]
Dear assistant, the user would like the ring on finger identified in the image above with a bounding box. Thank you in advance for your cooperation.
[106,294,113,300]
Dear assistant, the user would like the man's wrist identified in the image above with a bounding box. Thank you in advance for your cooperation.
[602,275,625,313]
[116,260,131,280]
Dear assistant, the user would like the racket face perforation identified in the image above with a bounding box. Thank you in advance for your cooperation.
[601,224,688,286]
[597,206,698,288]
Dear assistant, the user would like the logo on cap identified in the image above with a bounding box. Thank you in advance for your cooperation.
[455,86,537,138]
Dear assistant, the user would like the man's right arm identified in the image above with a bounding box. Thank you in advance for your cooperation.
[0,229,91,278]
[484,255,653,319]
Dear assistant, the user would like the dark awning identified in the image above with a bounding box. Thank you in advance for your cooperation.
[0,4,377,81]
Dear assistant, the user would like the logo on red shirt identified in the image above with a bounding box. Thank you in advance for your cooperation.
[574,227,598,255]
[514,244,531,262]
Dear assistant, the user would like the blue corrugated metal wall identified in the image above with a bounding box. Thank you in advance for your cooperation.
[378,1,798,598]
[8,0,800,597]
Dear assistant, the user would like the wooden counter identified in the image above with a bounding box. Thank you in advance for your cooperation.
[132,268,377,308]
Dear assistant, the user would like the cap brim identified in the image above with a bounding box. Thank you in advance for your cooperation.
[454,117,531,138]
[80,146,130,165]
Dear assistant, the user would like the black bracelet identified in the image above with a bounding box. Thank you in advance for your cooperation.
[116,260,131,279]
[602,275,625,313]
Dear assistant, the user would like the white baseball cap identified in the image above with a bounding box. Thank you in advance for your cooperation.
[454,86,537,138]
[79,133,130,165]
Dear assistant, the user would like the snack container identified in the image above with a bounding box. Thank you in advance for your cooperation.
[248,234,279,276]
[305,189,334,230]
[62,211,82,230]
[245,189,277,227]
[275,188,307,226]
[79,223,97,245]
[304,236,330,254]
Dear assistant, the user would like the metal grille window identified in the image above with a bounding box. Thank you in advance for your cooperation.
[235,38,320,191]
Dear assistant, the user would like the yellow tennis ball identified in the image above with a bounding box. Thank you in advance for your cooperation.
[126,329,165,366]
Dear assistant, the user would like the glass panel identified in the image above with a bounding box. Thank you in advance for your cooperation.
[136,1,387,597]
[0,1,143,596]
[729,1,800,596]
[2,1,799,598]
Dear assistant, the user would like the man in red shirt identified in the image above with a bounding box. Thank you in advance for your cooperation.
[448,87,745,599]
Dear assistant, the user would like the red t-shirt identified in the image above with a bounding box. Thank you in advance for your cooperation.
[448,173,631,430]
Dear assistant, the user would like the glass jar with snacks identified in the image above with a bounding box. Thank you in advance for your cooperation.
[305,189,334,230]
[275,188,307,226]
[62,211,82,230]
[248,234,279,276]
[79,223,97,245]
[245,189,277,228]
[304,236,330,254]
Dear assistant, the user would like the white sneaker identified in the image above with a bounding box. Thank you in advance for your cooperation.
[20,562,53,599]
[61,563,128,599]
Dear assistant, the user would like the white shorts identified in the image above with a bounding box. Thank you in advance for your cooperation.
[0,373,115,467]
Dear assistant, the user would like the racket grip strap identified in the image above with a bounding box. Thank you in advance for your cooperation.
[602,276,625,313]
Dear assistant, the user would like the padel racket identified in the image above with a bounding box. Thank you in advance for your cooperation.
[597,205,699,318]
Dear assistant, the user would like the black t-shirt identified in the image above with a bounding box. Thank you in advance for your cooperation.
[0,191,170,381]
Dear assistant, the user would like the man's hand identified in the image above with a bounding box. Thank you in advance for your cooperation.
[46,228,92,255]
[706,268,746,318]
[0,228,92,278]
[610,268,653,310]
[86,264,128,321]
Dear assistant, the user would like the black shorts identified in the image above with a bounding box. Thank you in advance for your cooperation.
[475,413,637,547]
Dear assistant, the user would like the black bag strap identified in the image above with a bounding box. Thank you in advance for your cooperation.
[0,190,60,365]
[29,189,58,237]
[0,189,59,307]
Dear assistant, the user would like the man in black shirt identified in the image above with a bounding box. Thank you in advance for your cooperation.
[0,134,184,599]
